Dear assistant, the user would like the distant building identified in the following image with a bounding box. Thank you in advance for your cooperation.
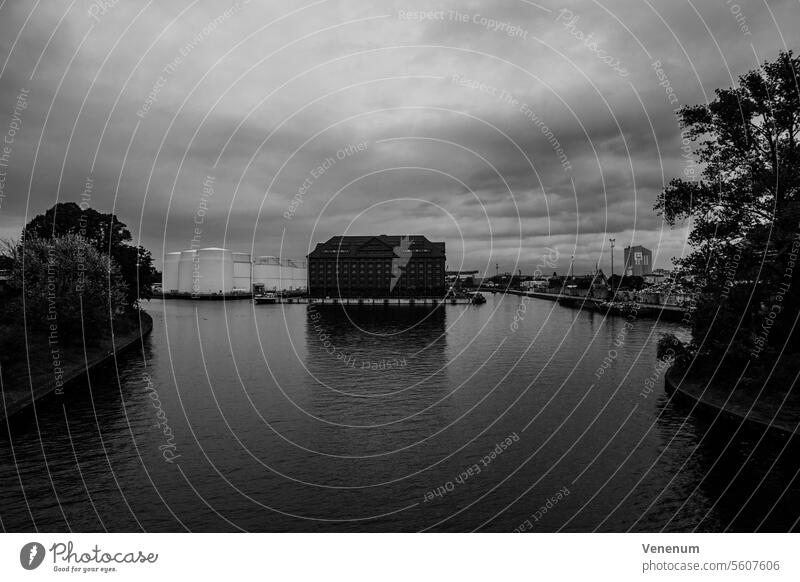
[307,235,446,298]
[446,270,479,287]
[520,279,548,290]
[623,245,653,277]
[644,270,670,285]
[163,249,306,295]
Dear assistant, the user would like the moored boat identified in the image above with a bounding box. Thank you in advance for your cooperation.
[254,292,278,304]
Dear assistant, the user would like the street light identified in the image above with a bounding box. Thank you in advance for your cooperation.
[609,236,616,295]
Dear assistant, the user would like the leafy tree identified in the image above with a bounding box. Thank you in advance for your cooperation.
[656,51,800,370]
[23,202,156,307]
[0,236,127,363]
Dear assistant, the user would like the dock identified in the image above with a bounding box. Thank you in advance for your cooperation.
[306,297,475,306]
[503,289,689,322]
[161,292,253,300]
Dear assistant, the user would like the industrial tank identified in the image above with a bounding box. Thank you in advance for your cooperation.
[254,256,282,291]
[163,252,182,292]
[294,259,308,292]
[196,247,234,294]
[284,259,307,292]
[178,250,197,293]
[232,252,251,291]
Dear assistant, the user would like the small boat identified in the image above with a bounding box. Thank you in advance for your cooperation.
[254,292,278,304]
[468,291,486,304]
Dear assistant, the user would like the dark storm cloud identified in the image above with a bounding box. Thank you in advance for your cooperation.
[0,0,797,272]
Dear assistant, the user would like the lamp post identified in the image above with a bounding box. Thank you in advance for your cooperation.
[609,236,616,295]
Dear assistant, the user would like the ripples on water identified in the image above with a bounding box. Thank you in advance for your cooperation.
[1,294,798,531]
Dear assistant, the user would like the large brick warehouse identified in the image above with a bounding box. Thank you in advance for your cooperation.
[307,235,446,298]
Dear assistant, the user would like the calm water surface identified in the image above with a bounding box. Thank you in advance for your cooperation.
[2,294,798,531]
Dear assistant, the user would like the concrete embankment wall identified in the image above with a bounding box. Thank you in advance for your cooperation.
[1,312,153,422]
[665,367,798,436]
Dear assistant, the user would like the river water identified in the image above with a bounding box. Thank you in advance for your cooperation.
[2,294,798,532]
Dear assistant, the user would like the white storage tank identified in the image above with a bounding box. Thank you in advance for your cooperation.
[293,259,308,291]
[283,259,299,291]
[283,259,293,291]
[196,247,234,294]
[164,252,182,292]
[232,252,251,291]
[178,250,197,293]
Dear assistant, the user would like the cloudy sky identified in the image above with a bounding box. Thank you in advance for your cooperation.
[0,0,797,276]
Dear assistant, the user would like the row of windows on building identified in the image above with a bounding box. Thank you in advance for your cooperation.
[310,265,442,273]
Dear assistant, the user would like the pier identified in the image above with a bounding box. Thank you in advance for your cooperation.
[503,289,689,322]
[161,292,253,300]
[307,296,474,306]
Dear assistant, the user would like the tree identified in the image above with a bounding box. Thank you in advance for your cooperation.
[656,51,800,369]
[0,236,127,362]
[23,202,156,307]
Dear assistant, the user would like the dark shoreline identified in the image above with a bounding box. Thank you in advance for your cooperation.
[665,366,799,437]
[0,311,153,422]
[502,288,688,321]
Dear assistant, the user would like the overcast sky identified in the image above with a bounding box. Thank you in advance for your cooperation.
[0,0,797,276]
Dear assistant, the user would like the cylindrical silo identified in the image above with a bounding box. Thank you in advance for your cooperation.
[232,252,251,292]
[294,259,308,292]
[164,252,182,292]
[178,250,197,293]
[254,256,281,291]
[284,259,293,291]
[283,259,298,292]
[196,248,234,294]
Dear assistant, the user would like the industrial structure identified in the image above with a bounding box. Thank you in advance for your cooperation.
[623,245,653,277]
[307,235,446,298]
[162,248,307,296]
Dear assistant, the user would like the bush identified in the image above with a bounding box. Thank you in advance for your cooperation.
[656,333,693,367]
[6,235,127,342]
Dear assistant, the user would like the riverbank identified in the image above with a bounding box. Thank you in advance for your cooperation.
[0,311,152,421]
[665,367,800,437]
[501,289,688,321]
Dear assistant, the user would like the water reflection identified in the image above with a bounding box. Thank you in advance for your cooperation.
[655,395,800,532]
[0,296,798,532]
